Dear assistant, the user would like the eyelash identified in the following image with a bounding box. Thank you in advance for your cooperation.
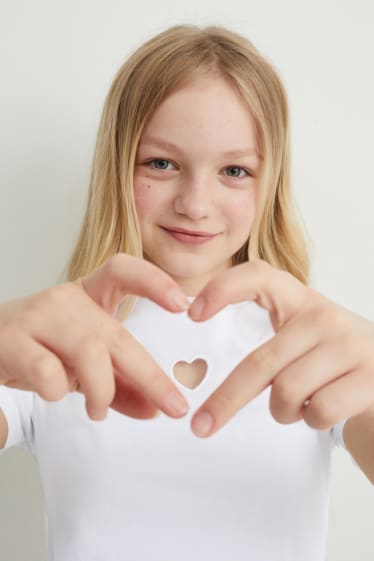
[143,158,253,179]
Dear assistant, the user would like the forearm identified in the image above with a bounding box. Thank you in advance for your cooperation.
[343,405,374,485]
[0,409,8,449]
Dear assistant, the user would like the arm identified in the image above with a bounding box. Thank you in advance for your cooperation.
[343,406,374,485]
[0,255,190,424]
[187,262,374,447]
[0,409,8,449]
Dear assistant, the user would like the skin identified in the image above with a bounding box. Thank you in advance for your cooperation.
[0,255,191,436]
[188,261,374,448]
[133,74,374,485]
[1,75,374,485]
[134,74,262,295]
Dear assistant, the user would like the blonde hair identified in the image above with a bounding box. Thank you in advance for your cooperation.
[62,24,311,318]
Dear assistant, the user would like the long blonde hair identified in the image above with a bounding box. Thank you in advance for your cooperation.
[62,24,311,318]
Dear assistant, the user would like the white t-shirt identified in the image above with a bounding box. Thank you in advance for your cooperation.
[0,297,348,561]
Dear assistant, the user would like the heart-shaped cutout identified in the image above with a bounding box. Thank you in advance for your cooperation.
[172,358,208,389]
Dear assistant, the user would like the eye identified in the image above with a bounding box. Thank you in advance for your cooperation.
[224,166,251,179]
[145,159,175,170]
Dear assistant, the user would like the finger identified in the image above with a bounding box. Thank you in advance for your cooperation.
[189,260,308,327]
[110,328,190,418]
[78,253,190,316]
[67,369,159,420]
[110,374,159,419]
[29,318,118,417]
[270,338,359,424]
[190,316,321,437]
[0,329,69,400]
[303,367,374,430]
[25,295,189,420]
[67,337,115,420]
[3,379,35,391]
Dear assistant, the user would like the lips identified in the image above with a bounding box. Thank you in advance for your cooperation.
[162,226,216,237]
[161,226,218,245]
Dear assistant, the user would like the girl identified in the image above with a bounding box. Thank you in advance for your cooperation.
[0,23,373,561]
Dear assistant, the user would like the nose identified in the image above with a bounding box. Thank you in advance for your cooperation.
[174,175,215,220]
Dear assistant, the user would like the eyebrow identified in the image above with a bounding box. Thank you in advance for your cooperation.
[139,136,263,161]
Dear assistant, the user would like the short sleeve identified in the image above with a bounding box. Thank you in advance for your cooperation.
[330,418,348,449]
[330,417,361,469]
[0,386,35,455]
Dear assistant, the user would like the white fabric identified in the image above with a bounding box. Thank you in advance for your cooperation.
[0,297,350,561]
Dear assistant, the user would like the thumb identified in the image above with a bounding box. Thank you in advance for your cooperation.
[75,253,189,316]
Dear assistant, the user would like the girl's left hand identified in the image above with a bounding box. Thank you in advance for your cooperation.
[188,260,374,438]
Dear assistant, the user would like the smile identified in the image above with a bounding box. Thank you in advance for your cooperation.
[161,227,218,245]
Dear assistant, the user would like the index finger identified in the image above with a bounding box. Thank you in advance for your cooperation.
[78,254,191,418]
[78,253,190,317]
[110,326,190,418]
[190,317,319,437]
[188,260,308,328]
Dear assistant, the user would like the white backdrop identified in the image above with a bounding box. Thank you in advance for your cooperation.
[0,0,373,559]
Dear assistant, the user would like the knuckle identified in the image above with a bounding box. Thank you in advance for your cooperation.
[76,336,107,359]
[305,396,338,429]
[251,344,276,374]
[112,327,133,355]
[278,269,301,290]
[24,286,73,324]
[87,387,113,410]
[105,253,127,277]
[271,377,299,410]
[33,354,61,382]
[0,325,20,345]
[278,268,292,280]
[38,384,67,401]
[251,259,272,274]
[39,285,71,308]
[307,305,339,331]
[72,339,114,392]
[336,333,357,357]
[32,355,68,401]
[340,330,369,356]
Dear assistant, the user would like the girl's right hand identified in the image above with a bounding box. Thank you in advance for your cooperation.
[0,254,190,421]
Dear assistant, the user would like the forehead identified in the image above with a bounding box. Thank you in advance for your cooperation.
[139,76,261,161]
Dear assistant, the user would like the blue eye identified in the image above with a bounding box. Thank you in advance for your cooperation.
[143,159,252,178]
[147,159,173,170]
[225,166,249,178]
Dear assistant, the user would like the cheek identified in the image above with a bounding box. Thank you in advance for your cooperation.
[133,181,160,216]
[225,188,257,228]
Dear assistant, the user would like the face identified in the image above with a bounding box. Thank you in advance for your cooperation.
[133,74,262,295]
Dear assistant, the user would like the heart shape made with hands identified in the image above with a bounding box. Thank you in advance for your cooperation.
[123,296,275,415]
[172,358,208,389]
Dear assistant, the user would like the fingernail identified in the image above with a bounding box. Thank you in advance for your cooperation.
[189,297,205,320]
[192,411,213,437]
[89,408,108,421]
[169,290,189,311]
[166,390,189,416]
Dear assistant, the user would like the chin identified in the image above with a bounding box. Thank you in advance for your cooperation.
[144,249,230,281]
[164,260,226,285]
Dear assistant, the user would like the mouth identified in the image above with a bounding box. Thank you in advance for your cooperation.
[161,226,218,245]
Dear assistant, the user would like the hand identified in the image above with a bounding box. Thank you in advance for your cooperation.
[0,254,190,421]
[188,260,374,438]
